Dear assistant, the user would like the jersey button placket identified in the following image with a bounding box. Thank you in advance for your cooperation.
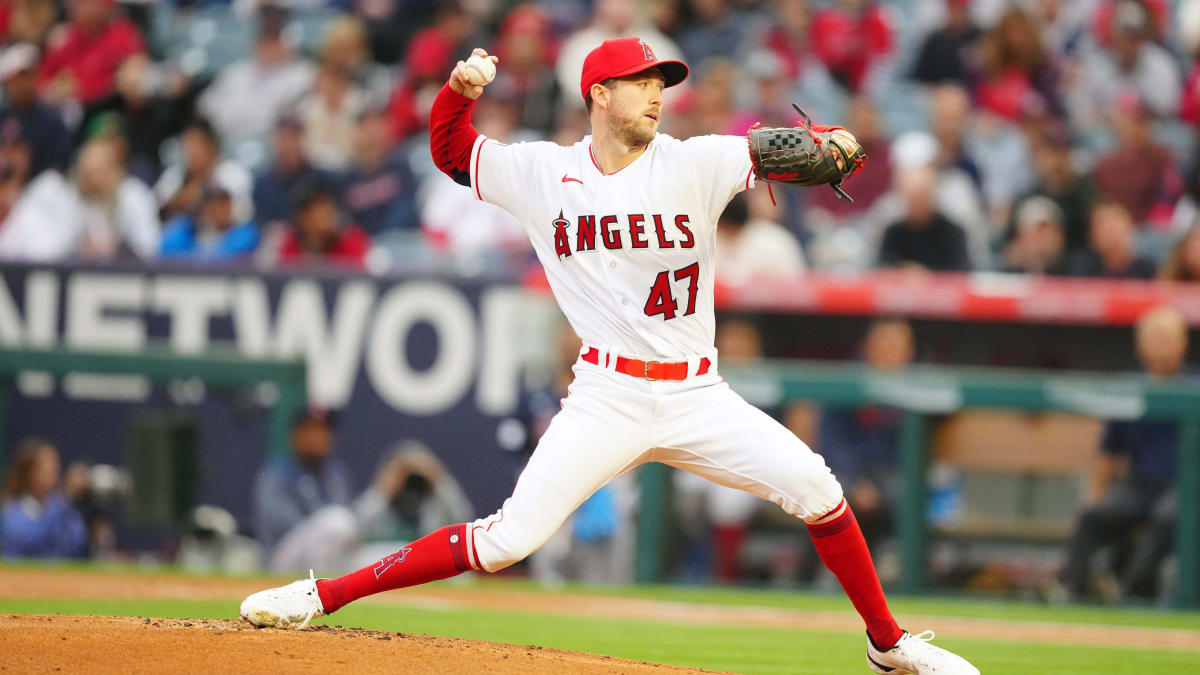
[591,182,628,316]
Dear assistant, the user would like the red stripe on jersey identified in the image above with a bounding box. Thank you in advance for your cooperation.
[474,139,484,201]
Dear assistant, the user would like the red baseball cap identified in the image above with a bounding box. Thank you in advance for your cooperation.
[580,37,688,103]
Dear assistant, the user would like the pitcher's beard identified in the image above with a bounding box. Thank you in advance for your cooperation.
[610,114,656,149]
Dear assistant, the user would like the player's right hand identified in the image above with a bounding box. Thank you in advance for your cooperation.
[448,48,498,100]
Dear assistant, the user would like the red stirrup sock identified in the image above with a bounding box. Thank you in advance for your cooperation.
[806,502,903,649]
[316,524,474,613]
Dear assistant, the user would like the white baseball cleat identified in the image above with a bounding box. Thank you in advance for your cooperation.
[239,570,326,629]
[866,630,979,674]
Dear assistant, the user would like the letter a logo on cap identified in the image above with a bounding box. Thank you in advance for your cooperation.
[640,40,656,61]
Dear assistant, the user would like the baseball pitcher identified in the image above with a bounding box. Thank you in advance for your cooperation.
[241,38,978,675]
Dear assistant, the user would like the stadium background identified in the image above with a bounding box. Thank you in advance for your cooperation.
[1,0,1200,671]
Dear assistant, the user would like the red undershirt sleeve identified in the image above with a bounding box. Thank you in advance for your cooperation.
[429,83,481,188]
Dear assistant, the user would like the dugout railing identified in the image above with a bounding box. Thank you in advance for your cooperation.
[639,361,1200,608]
[0,347,307,483]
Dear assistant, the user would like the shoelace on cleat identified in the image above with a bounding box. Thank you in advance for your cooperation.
[294,569,319,630]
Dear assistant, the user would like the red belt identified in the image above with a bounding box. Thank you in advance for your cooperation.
[582,347,711,381]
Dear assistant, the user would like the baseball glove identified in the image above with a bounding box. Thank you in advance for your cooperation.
[747,103,867,202]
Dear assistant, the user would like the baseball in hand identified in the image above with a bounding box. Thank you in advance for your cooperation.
[464,54,496,86]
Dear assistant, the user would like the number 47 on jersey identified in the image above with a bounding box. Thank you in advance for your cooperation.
[644,262,699,320]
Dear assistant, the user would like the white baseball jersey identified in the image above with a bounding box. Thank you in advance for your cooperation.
[458,129,841,576]
[468,132,755,360]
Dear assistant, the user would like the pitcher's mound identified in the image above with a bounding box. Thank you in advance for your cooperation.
[1,614,719,674]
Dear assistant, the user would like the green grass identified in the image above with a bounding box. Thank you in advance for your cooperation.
[3,566,1200,674]
[472,577,1200,630]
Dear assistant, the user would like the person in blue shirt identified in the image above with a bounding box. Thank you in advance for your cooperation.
[160,174,259,261]
[336,107,418,236]
[817,318,915,547]
[1061,306,1190,602]
[253,113,331,231]
[253,408,356,571]
[1,438,87,559]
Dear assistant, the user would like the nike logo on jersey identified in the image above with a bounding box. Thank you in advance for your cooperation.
[561,174,583,184]
[554,212,694,258]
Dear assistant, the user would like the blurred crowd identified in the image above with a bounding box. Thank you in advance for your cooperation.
[0,0,1194,280]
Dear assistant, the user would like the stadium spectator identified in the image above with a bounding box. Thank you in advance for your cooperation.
[677,0,748,67]
[689,57,755,137]
[1074,199,1157,278]
[253,113,329,231]
[555,0,683,103]
[352,440,473,565]
[489,4,558,136]
[196,5,314,154]
[154,117,253,224]
[1008,121,1095,257]
[83,53,196,185]
[297,60,367,171]
[0,128,154,262]
[877,165,972,271]
[1181,0,1200,74]
[1060,305,1189,601]
[353,0,439,65]
[868,131,992,270]
[37,0,145,106]
[1,0,57,47]
[1033,0,1097,65]
[927,84,984,199]
[948,85,1035,226]
[759,0,812,82]
[69,135,160,261]
[1183,57,1200,126]
[337,107,418,236]
[1170,160,1200,234]
[1003,196,1072,275]
[1092,94,1183,226]
[277,177,370,268]
[809,0,894,93]
[1159,222,1200,282]
[974,6,1063,122]
[743,49,802,129]
[0,43,69,177]
[387,3,472,141]
[253,408,356,572]
[1071,0,1181,130]
[715,192,805,285]
[911,0,980,87]
[317,14,393,102]
[160,172,259,262]
[1,438,88,559]
[817,318,915,548]
[0,119,75,261]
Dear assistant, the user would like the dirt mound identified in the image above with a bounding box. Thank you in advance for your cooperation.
[0,614,720,674]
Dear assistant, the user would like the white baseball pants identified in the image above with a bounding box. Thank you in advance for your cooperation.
[465,351,844,572]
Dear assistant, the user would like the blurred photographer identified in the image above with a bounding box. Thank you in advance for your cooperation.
[352,440,472,564]
[1,438,87,559]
